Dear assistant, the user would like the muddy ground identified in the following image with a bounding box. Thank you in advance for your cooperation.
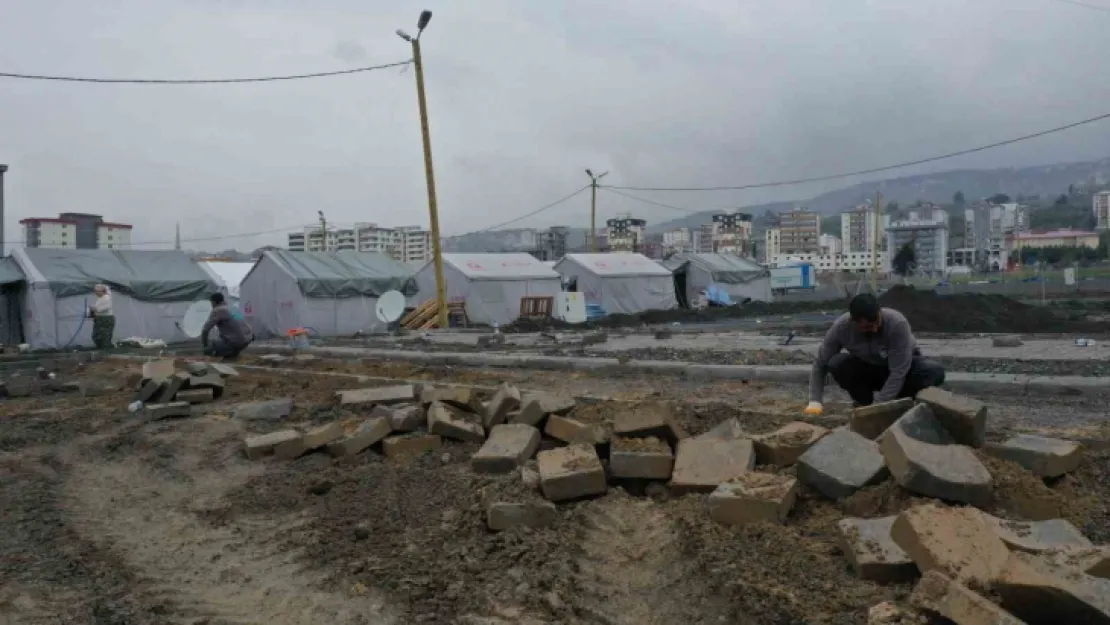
[1,357,1108,624]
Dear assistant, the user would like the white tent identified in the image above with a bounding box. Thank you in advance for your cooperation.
[11,248,222,349]
[661,253,772,307]
[239,250,417,338]
[200,261,255,303]
[412,253,561,326]
[554,253,677,314]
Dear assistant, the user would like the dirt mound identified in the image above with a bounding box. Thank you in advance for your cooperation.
[876,285,1097,333]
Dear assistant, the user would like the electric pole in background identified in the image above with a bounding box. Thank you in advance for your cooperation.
[318,210,327,251]
[585,169,608,252]
[399,10,448,329]
[871,190,883,292]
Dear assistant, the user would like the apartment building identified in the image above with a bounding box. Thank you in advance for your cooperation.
[605,216,647,252]
[287,223,432,263]
[530,226,569,262]
[707,211,753,255]
[1095,191,1110,230]
[771,251,888,273]
[840,205,889,253]
[886,209,949,276]
[662,227,694,254]
[959,202,1026,271]
[693,224,715,254]
[818,234,842,255]
[21,213,133,250]
[774,208,820,254]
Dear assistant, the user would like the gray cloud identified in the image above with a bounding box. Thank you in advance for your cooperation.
[1,0,1109,251]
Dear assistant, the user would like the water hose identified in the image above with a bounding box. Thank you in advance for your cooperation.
[63,298,90,349]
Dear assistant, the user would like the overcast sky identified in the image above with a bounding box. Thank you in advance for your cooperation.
[2,0,1109,251]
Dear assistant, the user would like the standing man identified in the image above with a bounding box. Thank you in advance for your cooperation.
[89,284,115,350]
[804,293,945,416]
[201,293,253,361]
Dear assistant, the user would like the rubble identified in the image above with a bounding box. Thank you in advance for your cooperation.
[372,404,423,432]
[612,403,688,445]
[382,433,442,459]
[890,504,1010,587]
[486,501,557,531]
[483,382,521,430]
[337,385,416,406]
[880,404,992,507]
[427,401,486,443]
[752,421,828,466]
[984,434,1083,478]
[188,372,225,399]
[837,516,918,583]
[796,428,888,499]
[911,571,1026,625]
[915,387,987,448]
[327,417,392,457]
[471,424,540,474]
[232,397,293,421]
[144,401,191,420]
[697,417,748,440]
[134,378,165,403]
[274,422,345,460]
[609,436,674,479]
[979,513,1091,553]
[544,415,593,444]
[243,429,301,460]
[513,392,576,427]
[520,460,540,490]
[850,398,915,440]
[141,359,175,380]
[420,385,476,410]
[708,472,797,526]
[866,601,920,625]
[186,361,211,376]
[669,437,755,493]
[537,444,607,501]
[994,550,1110,624]
[209,362,239,377]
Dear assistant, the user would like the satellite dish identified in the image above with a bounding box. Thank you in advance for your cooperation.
[181,300,213,338]
[376,290,405,324]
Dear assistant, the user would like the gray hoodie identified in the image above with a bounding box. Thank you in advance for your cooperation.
[809,307,917,403]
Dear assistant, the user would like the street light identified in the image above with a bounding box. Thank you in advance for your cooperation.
[398,10,449,329]
[585,169,608,252]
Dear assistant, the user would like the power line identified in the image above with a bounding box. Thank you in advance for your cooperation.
[463,185,592,234]
[0,60,412,85]
[603,110,1110,192]
[1043,0,1110,14]
[601,187,711,214]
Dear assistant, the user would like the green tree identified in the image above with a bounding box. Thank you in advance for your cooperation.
[953,191,966,206]
[892,242,916,276]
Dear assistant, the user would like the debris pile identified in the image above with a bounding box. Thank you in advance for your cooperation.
[131,359,236,418]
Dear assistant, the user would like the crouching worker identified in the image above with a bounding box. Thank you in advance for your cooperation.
[201,293,253,361]
[803,293,945,416]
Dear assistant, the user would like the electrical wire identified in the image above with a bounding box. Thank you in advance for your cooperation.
[1043,0,1110,14]
[603,111,1110,192]
[600,187,720,214]
[0,60,412,84]
[462,185,592,234]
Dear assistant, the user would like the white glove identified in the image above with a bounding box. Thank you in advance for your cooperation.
[804,401,823,416]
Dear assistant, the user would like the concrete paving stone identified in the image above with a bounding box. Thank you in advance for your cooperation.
[371,404,423,432]
[512,392,576,427]
[709,472,797,526]
[544,415,593,444]
[427,401,486,443]
[911,571,1027,625]
[144,401,192,420]
[382,433,442,459]
[992,336,1024,348]
[188,372,226,398]
[274,421,345,460]
[697,417,749,441]
[1059,547,1110,579]
[487,501,558,531]
[337,384,416,406]
[796,428,889,499]
[752,421,829,466]
[5,377,35,398]
[669,437,756,493]
[209,362,239,377]
[156,371,192,403]
[142,359,175,380]
[327,417,392,457]
[984,434,1083,478]
[259,354,289,365]
[866,602,914,625]
[176,388,214,404]
[232,397,293,421]
[133,377,164,403]
[981,513,1092,553]
[483,382,521,430]
[244,429,302,460]
[609,436,674,479]
[916,387,988,448]
[837,516,918,583]
[891,504,1010,587]
[537,444,607,501]
[880,405,993,507]
[995,550,1110,624]
[420,385,476,410]
[186,361,211,376]
[472,424,541,474]
[850,398,915,440]
[612,403,688,446]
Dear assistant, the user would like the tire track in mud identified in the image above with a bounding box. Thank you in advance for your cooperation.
[62,419,397,625]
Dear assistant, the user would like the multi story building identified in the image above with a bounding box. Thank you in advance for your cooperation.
[605,216,647,252]
[886,209,949,276]
[1094,191,1110,230]
[818,234,842,256]
[1008,229,1100,252]
[693,224,715,254]
[710,211,753,255]
[960,202,1026,271]
[20,213,133,250]
[286,223,432,262]
[774,208,820,254]
[840,204,889,254]
[763,228,781,261]
[770,251,888,273]
[529,226,569,262]
[662,227,693,255]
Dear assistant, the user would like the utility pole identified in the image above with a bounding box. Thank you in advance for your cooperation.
[585,169,608,252]
[174,222,181,251]
[399,10,448,329]
[318,210,327,252]
[871,190,883,292]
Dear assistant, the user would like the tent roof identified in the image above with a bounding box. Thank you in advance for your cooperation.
[0,256,25,286]
[441,253,559,280]
[263,250,418,298]
[17,248,218,301]
[201,261,255,299]
[557,253,671,277]
[665,253,769,284]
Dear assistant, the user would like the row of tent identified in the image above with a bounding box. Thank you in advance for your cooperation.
[0,248,772,350]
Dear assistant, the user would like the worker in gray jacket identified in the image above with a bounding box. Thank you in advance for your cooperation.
[804,293,945,416]
[201,293,254,361]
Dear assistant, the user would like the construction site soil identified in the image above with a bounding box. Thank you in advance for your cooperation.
[506,286,1103,334]
[2,357,1109,624]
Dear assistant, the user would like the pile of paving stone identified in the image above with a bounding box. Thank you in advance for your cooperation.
[130,359,237,419]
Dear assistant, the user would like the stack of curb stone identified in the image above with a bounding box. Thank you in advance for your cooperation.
[132,359,236,419]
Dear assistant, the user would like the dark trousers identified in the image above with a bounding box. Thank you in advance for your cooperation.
[204,337,249,360]
[91,315,115,350]
[826,353,945,406]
